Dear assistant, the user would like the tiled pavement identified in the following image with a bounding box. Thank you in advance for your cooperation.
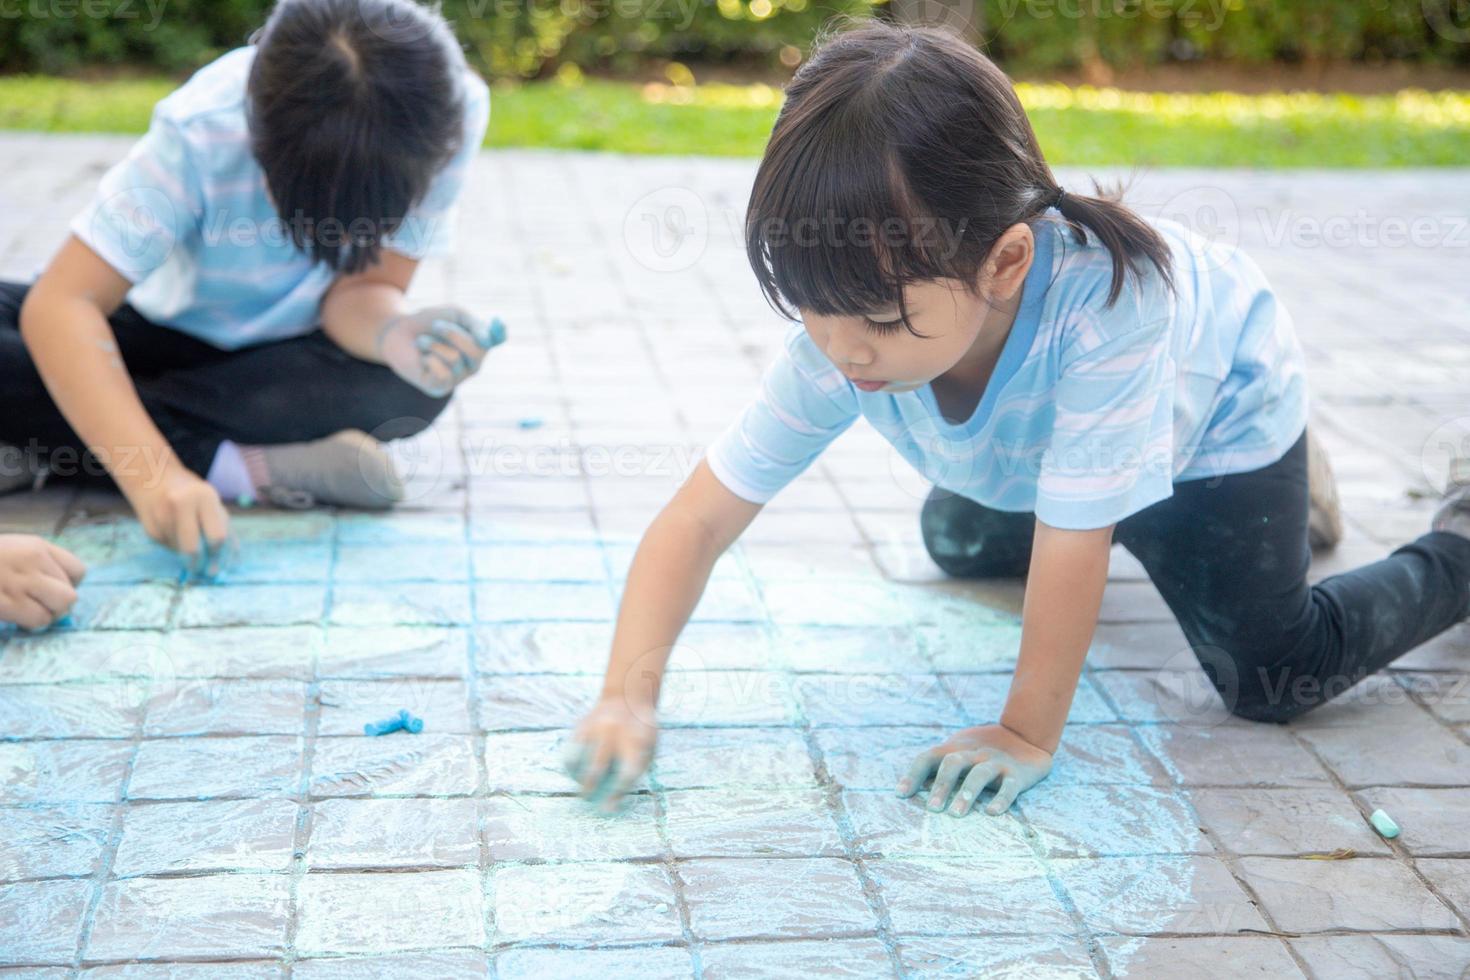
[1,133,1468,976]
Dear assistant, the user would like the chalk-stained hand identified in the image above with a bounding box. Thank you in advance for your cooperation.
[896,723,1053,817]
[563,696,658,814]
[126,467,231,581]
[0,534,86,630]
[376,306,506,398]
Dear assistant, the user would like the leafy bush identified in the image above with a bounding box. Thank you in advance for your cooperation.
[445,0,870,79]
[0,0,1464,77]
[975,0,1470,74]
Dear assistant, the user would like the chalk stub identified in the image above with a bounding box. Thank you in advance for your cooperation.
[363,714,403,737]
[363,709,425,737]
[1369,808,1400,839]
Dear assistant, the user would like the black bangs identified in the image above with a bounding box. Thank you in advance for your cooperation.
[746,134,977,326]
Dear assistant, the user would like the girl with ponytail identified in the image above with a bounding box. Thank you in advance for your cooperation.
[565,21,1470,817]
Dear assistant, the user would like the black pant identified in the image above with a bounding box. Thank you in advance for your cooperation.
[0,279,449,483]
[921,431,1470,723]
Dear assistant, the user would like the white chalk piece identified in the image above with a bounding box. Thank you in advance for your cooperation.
[1369,808,1400,839]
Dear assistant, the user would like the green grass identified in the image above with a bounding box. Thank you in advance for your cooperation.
[2,73,1468,166]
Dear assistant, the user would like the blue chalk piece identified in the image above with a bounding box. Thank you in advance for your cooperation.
[55,614,75,628]
[177,539,231,586]
[486,317,507,348]
[364,714,406,737]
[517,417,544,430]
[1369,808,1400,839]
[364,709,422,736]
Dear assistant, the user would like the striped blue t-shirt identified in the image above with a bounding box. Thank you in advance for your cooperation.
[69,46,491,351]
[706,209,1310,531]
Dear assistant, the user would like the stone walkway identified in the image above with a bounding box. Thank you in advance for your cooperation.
[1,134,1468,977]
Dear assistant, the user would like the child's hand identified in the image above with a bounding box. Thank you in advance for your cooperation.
[563,695,658,813]
[376,306,505,398]
[896,723,1053,817]
[0,534,87,630]
[125,467,231,578]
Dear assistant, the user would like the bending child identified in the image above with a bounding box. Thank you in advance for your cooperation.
[0,0,495,576]
[567,22,1470,816]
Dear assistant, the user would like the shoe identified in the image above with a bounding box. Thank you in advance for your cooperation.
[1306,429,1343,551]
[248,430,404,510]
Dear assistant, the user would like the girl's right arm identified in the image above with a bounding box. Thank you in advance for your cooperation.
[21,236,230,572]
[567,458,762,810]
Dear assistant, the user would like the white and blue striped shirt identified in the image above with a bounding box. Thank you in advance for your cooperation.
[706,210,1309,530]
[70,46,490,351]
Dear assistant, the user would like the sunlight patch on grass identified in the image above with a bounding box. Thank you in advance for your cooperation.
[1,73,1466,166]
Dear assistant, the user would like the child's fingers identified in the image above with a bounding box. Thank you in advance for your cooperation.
[35,548,77,590]
[415,349,459,395]
[172,506,202,570]
[414,332,468,372]
[431,307,498,350]
[949,761,1002,816]
[418,326,483,380]
[600,745,652,813]
[45,543,87,586]
[579,738,616,796]
[896,747,942,797]
[985,774,1026,816]
[199,497,231,578]
[26,572,78,620]
[8,594,55,631]
[192,534,215,582]
[925,751,973,809]
[213,535,241,580]
[428,319,485,369]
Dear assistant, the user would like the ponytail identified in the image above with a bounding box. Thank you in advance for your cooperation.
[1049,176,1178,309]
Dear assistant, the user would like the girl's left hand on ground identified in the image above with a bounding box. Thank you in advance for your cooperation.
[376,306,505,398]
[0,534,87,630]
[896,723,1054,817]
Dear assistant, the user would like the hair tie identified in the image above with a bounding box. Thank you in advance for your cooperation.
[1050,188,1066,210]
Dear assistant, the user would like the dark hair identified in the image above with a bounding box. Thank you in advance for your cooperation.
[247,0,467,274]
[746,21,1176,329]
